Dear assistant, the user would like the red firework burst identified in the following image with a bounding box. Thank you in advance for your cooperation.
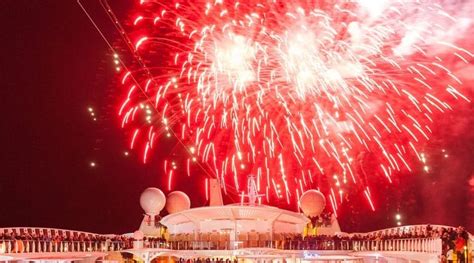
[102,0,472,212]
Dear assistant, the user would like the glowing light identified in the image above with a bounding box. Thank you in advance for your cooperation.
[205,178,209,201]
[90,162,96,167]
[135,37,148,50]
[112,0,471,209]
[420,153,427,164]
[168,170,173,190]
[133,16,144,26]
[365,188,376,211]
[395,214,401,220]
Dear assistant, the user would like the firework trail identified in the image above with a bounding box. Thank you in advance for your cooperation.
[107,0,472,212]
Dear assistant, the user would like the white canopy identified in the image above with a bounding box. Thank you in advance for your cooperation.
[161,204,308,235]
[162,204,308,225]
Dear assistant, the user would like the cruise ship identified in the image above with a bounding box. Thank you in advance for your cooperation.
[1,179,472,262]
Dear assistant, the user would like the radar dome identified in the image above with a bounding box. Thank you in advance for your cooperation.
[299,190,326,217]
[140,187,166,215]
[166,191,191,214]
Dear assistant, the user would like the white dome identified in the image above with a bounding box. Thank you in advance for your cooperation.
[140,187,166,215]
[166,191,191,214]
[299,190,326,217]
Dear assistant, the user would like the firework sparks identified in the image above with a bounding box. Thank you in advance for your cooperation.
[107,0,471,210]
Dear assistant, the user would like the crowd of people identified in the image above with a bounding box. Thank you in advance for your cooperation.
[440,226,469,263]
[143,236,167,248]
[308,211,333,227]
[1,225,470,259]
[0,231,134,253]
[278,224,471,254]
[177,258,237,263]
[281,234,351,250]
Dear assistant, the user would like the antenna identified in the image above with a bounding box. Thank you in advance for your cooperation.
[240,175,264,206]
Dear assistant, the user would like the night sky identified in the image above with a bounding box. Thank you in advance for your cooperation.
[0,0,472,234]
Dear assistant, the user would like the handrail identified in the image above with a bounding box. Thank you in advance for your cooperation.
[361,224,473,238]
[3,225,467,257]
[0,240,133,254]
[164,237,442,253]
[0,227,104,237]
[0,237,442,254]
[350,237,442,254]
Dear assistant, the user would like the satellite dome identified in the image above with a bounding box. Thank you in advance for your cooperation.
[166,191,191,214]
[299,190,326,217]
[140,187,166,215]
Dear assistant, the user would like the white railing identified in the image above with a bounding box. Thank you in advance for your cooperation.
[363,224,473,239]
[0,226,459,257]
[0,237,443,254]
[163,237,442,253]
[0,227,100,238]
[0,240,132,254]
[351,237,442,254]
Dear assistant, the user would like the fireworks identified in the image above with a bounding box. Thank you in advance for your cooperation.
[106,0,472,211]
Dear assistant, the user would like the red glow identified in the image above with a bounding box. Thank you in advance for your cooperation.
[168,170,173,191]
[364,188,376,212]
[133,16,143,26]
[130,129,139,149]
[205,178,209,201]
[135,37,148,50]
[113,0,472,211]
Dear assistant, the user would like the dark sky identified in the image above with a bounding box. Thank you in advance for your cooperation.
[0,0,472,234]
